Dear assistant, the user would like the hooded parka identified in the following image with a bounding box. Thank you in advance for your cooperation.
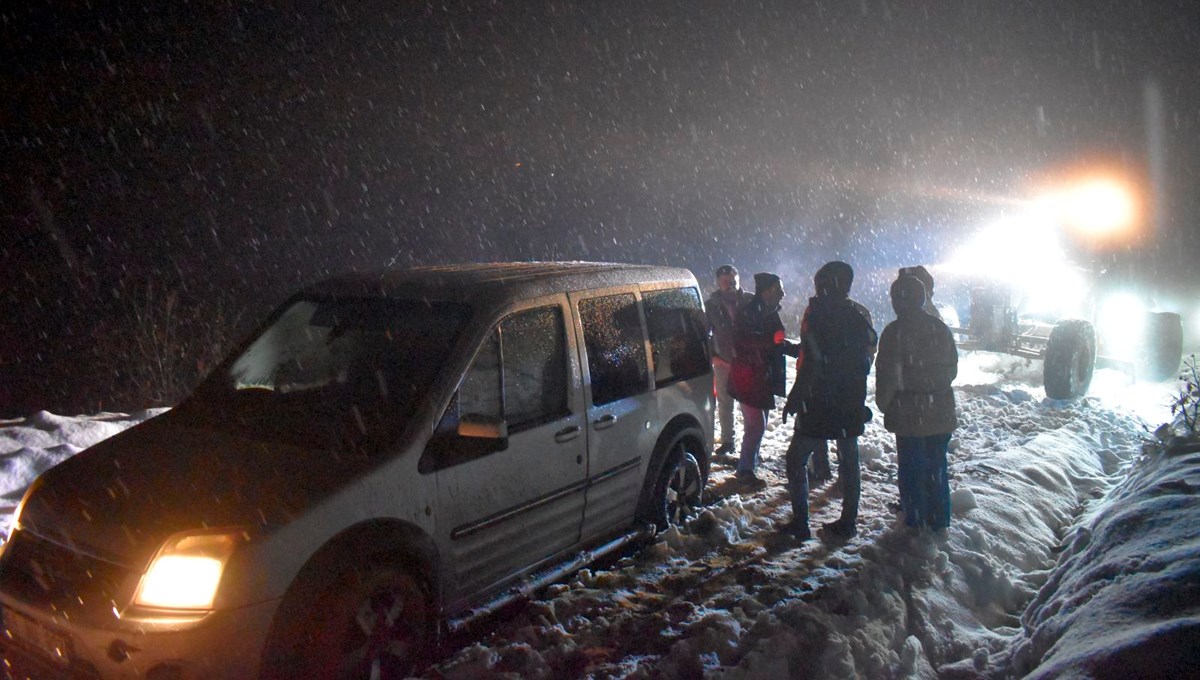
[875,277,959,436]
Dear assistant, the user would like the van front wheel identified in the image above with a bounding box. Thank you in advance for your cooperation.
[263,561,433,679]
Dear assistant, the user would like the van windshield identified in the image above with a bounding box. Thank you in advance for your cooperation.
[191,297,468,449]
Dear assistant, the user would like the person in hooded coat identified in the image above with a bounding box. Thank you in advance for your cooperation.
[726,272,800,487]
[898,265,942,320]
[875,275,959,531]
[781,261,877,540]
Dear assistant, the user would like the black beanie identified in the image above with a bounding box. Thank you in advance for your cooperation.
[753,272,781,293]
[898,265,934,295]
[890,275,927,313]
[814,261,854,298]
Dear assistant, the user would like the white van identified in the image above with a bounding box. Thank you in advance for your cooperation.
[0,262,714,678]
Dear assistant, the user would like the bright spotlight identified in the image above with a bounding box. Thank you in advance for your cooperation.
[1041,178,1139,244]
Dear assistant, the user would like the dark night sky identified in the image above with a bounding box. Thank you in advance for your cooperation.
[4,1,1200,415]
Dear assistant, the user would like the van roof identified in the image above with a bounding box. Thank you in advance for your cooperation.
[301,261,699,304]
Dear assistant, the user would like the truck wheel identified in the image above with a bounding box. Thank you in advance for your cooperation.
[646,436,704,531]
[1044,319,1096,399]
[1139,312,1183,381]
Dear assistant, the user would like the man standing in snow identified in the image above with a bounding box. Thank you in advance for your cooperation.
[706,264,754,458]
[727,272,800,489]
[781,261,877,540]
[804,280,877,485]
[875,274,958,531]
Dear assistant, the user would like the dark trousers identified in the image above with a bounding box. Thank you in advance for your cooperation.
[737,403,768,475]
[896,433,952,529]
[785,434,860,528]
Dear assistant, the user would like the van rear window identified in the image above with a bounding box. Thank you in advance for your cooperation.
[644,287,711,386]
[579,294,649,406]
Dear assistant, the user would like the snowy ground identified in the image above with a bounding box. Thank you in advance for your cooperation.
[1,351,1197,678]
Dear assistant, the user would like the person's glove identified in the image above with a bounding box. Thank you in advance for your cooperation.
[782,392,800,424]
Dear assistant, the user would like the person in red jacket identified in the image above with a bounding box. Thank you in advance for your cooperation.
[875,274,959,531]
[726,272,800,489]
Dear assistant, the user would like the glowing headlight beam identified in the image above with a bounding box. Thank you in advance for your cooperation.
[1037,177,1140,243]
[134,530,243,610]
[137,555,225,609]
[1096,292,1147,359]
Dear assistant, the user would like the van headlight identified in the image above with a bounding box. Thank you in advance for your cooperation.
[134,530,244,610]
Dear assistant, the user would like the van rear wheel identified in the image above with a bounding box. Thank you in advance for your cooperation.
[647,437,704,531]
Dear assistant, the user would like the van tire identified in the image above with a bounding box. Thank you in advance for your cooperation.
[261,559,433,679]
[1044,319,1096,399]
[1140,312,1183,382]
[646,436,704,531]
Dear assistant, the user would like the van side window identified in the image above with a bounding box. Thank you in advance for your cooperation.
[422,306,568,472]
[502,306,569,431]
[579,294,649,406]
[644,287,711,387]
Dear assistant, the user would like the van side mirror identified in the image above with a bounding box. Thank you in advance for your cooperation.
[457,413,508,445]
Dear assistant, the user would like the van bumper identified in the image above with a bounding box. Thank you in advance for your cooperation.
[0,596,279,680]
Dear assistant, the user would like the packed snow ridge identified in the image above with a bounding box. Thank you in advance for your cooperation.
[1,353,1196,678]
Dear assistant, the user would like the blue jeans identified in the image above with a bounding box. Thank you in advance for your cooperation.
[785,434,860,527]
[737,403,768,475]
[896,433,952,529]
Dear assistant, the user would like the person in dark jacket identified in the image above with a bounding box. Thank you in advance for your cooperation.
[781,261,877,540]
[803,286,877,484]
[706,264,755,456]
[876,275,959,531]
[727,272,800,488]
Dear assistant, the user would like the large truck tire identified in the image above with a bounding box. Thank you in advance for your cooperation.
[1044,319,1097,399]
[1139,312,1183,381]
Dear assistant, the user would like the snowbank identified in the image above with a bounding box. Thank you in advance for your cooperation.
[1005,440,1200,678]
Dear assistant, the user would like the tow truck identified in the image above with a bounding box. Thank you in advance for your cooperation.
[937,175,1183,399]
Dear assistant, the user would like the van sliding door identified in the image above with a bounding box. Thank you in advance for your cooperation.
[573,290,659,540]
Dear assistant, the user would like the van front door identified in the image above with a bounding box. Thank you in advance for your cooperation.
[573,291,659,540]
[426,303,587,603]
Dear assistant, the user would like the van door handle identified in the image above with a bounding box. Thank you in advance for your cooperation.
[592,414,617,430]
[554,425,581,443]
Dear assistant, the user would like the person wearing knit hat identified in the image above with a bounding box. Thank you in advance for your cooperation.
[753,272,781,293]
[898,265,942,320]
[876,274,959,532]
[725,272,800,488]
[706,264,755,457]
[780,261,878,541]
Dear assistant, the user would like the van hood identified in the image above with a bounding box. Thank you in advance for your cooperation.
[17,413,394,568]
